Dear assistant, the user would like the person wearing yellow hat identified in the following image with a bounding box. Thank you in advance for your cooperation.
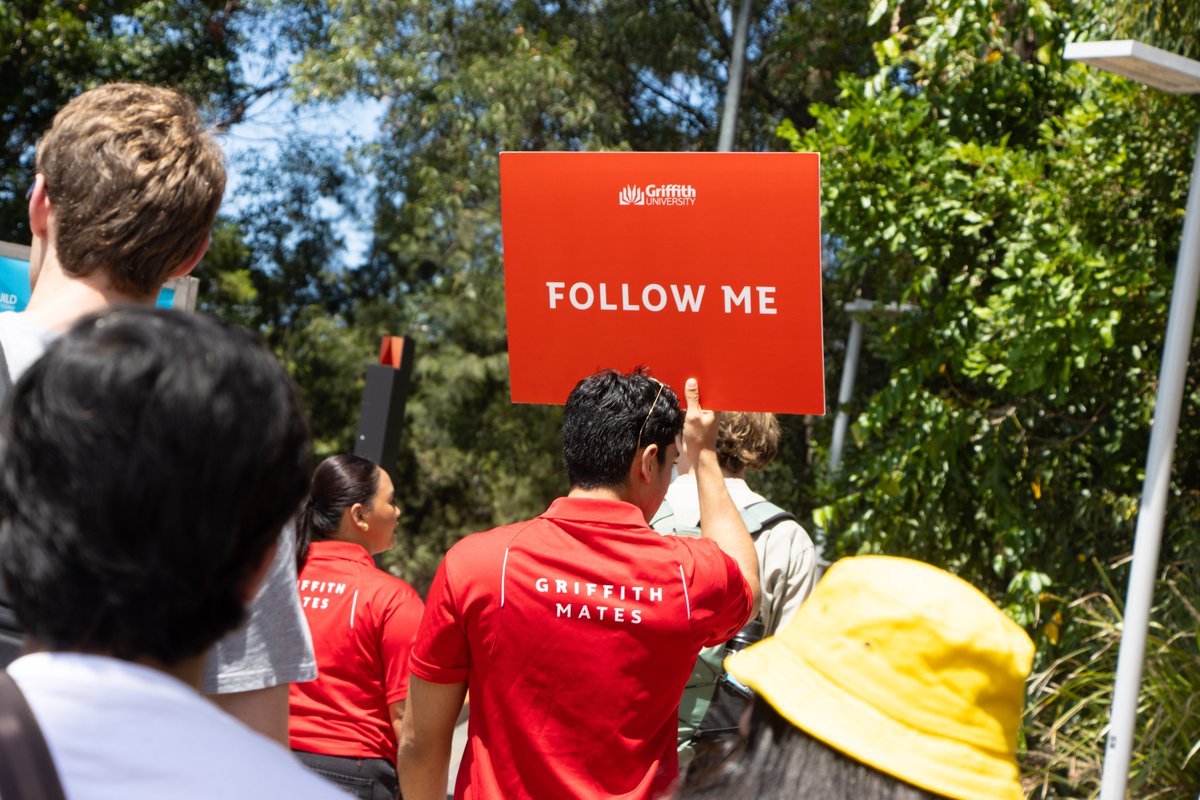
[678,555,1035,800]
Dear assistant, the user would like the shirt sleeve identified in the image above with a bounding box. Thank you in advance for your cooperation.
[380,583,426,704]
[202,522,317,693]
[408,555,471,684]
[678,538,754,647]
[756,520,817,636]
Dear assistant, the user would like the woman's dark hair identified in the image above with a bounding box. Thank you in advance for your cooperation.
[680,701,948,800]
[0,308,311,665]
[561,368,683,489]
[296,454,381,570]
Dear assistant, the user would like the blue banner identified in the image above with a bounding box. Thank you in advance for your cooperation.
[0,255,176,310]
[0,256,31,312]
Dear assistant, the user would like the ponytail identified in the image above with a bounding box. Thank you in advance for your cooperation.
[295,454,381,572]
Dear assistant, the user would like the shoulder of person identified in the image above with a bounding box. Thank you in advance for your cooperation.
[372,572,424,605]
[442,516,546,567]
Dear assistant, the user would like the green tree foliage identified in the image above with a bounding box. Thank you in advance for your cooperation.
[789,1,1200,792]
[0,0,262,242]
[272,0,893,588]
[197,134,372,460]
[792,0,1200,602]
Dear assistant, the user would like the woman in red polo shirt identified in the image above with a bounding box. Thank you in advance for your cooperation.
[289,455,424,800]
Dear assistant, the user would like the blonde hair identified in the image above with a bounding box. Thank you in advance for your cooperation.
[716,412,780,475]
[36,83,226,297]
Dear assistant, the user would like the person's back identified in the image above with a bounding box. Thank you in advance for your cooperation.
[400,370,761,800]
[0,308,342,800]
[8,652,334,800]
[289,455,424,799]
[654,411,816,777]
[417,498,748,798]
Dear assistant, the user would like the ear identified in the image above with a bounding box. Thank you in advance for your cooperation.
[239,540,278,604]
[350,502,368,530]
[638,443,660,483]
[167,232,212,280]
[28,174,51,239]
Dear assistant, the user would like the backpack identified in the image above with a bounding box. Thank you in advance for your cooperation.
[649,498,795,769]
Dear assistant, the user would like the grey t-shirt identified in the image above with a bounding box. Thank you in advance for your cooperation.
[202,521,316,692]
[0,311,316,692]
[0,312,58,383]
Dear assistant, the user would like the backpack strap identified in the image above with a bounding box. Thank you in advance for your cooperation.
[0,338,12,407]
[739,500,795,537]
[648,499,677,534]
[676,499,797,760]
[0,339,17,668]
[654,498,796,539]
[0,670,68,800]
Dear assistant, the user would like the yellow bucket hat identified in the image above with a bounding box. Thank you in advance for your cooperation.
[724,555,1034,800]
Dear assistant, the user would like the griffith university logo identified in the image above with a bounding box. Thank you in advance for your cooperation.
[618,183,696,206]
[618,184,646,206]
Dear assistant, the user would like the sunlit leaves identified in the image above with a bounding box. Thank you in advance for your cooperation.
[791,0,1200,605]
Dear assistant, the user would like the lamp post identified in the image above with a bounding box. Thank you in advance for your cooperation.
[1063,39,1200,800]
[717,0,753,152]
[828,299,913,472]
[820,299,912,564]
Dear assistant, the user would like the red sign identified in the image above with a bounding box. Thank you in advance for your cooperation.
[500,152,824,414]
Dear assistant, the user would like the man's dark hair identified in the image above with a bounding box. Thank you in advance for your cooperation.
[561,368,683,489]
[681,701,948,800]
[0,308,311,665]
[295,454,380,570]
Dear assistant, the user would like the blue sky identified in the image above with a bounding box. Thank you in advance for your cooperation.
[217,41,385,269]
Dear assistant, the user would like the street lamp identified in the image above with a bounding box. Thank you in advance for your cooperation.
[828,299,913,473]
[1063,39,1200,800]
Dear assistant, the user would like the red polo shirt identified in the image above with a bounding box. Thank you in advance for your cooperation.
[289,540,424,761]
[410,497,753,800]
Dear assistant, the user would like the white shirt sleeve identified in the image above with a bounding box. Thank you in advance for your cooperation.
[754,519,817,636]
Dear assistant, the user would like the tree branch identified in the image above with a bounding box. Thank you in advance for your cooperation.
[214,79,287,131]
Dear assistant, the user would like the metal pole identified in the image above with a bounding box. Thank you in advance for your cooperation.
[828,317,864,472]
[717,0,752,152]
[1099,124,1200,800]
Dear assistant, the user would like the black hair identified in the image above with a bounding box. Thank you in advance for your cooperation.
[0,308,311,665]
[295,454,380,571]
[680,700,948,800]
[561,368,683,489]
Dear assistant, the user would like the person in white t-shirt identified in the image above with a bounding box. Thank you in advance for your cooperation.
[0,308,342,800]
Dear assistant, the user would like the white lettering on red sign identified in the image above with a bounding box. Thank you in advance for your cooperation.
[546,281,775,314]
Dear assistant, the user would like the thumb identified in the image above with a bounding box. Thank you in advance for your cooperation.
[685,378,701,412]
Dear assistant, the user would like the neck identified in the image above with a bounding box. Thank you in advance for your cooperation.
[137,652,208,689]
[22,247,155,332]
[568,485,629,503]
[331,527,376,555]
[678,461,741,481]
[568,483,658,522]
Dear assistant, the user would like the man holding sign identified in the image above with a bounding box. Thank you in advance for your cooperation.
[400,370,760,800]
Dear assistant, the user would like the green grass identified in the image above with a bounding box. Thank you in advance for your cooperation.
[1022,560,1200,799]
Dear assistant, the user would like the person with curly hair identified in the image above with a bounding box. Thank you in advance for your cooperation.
[652,411,817,779]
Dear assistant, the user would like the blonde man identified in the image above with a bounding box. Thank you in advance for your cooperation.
[0,83,315,744]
